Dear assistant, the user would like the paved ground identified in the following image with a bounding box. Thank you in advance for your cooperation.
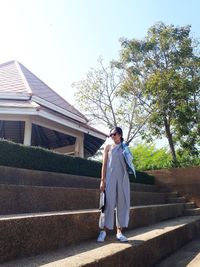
[156,238,200,267]
[3,217,200,267]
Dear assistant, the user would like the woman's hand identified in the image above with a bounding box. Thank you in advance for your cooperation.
[100,179,106,191]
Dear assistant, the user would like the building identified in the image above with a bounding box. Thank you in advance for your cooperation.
[0,60,107,158]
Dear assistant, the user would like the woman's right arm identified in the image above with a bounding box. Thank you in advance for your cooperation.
[100,144,110,191]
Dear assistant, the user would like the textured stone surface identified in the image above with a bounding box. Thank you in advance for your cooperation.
[130,191,167,206]
[0,165,158,192]
[146,167,200,207]
[0,165,100,189]
[1,165,198,266]
[156,238,200,267]
[184,208,200,216]
[3,216,200,267]
[0,203,184,263]
[0,184,99,214]
[0,210,99,263]
[0,184,169,215]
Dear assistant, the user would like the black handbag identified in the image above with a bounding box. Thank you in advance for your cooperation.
[99,190,106,213]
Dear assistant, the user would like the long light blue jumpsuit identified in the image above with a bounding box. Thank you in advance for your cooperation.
[99,143,130,230]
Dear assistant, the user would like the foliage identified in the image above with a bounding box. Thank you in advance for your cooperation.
[0,139,154,184]
[0,139,102,178]
[131,142,200,170]
[131,142,172,170]
[176,148,200,167]
[116,22,200,162]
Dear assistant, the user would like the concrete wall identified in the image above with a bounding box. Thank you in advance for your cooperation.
[146,167,200,207]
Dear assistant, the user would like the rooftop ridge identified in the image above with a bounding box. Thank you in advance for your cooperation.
[17,61,88,122]
[15,61,32,96]
[0,60,89,123]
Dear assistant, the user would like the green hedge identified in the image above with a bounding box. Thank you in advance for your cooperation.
[0,139,154,184]
[0,139,102,178]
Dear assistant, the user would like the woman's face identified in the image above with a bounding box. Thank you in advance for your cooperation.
[110,131,121,144]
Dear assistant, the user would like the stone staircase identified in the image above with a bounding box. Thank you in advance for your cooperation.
[0,166,200,266]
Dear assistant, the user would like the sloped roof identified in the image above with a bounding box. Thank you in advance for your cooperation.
[0,60,87,123]
[0,60,107,156]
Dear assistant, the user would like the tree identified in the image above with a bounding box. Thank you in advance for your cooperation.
[116,22,200,162]
[130,142,200,171]
[130,143,172,171]
[174,55,200,156]
[73,58,149,143]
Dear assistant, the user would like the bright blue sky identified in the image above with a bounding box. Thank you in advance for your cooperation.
[0,0,199,108]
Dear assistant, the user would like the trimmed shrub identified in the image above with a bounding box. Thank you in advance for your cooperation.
[0,139,155,184]
[0,139,101,178]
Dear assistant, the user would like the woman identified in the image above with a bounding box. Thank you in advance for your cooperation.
[97,127,131,242]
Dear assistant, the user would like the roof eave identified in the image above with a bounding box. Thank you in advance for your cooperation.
[0,106,107,141]
[32,95,89,124]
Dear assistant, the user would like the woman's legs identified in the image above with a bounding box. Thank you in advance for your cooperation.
[97,179,117,242]
[102,178,117,230]
[98,176,129,242]
[115,181,129,229]
[115,179,129,242]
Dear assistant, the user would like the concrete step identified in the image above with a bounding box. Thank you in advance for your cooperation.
[0,203,184,263]
[0,165,158,192]
[167,191,179,198]
[0,184,168,214]
[168,197,186,203]
[0,184,99,214]
[4,216,200,267]
[131,191,167,206]
[184,208,200,216]
[0,165,100,189]
[155,238,200,267]
[130,183,158,192]
[185,202,196,209]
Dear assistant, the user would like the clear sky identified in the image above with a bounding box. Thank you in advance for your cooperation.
[0,0,199,107]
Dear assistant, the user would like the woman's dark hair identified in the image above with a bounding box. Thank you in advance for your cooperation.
[110,126,124,142]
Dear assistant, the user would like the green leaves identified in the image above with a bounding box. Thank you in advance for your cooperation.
[117,22,200,161]
[130,142,200,171]
[130,143,172,171]
[73,22,199,166]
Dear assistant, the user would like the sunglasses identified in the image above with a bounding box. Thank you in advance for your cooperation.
[110,132,117,137]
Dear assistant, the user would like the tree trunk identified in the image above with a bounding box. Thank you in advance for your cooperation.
[164,118,177,163]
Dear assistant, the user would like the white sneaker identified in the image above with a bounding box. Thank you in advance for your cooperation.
[116,233,128,242]
[97,230,106,242]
